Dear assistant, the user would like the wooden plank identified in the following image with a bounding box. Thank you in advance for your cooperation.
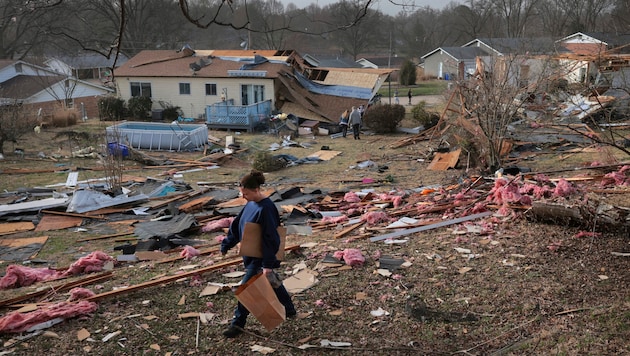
[334,221,365,239]
[77,231,133,242]
[41,210,106,220]
[86,258,245,302]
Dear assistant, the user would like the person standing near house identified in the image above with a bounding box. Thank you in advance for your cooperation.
[349,106,362,140]
[339,109,349,138]
[407,89,412,105]
[394,89,399,105]
[220,170,296,338]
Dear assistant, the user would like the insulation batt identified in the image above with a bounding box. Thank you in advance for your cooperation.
[320,215,348,224]
[333,248,365,266]
[0,265,60,289]
[343,192,361,203]
[0,300,98,333]
[601,165,630,186]
[361,211,390,225]
[63,251,114,276]
[201,217,234,232]
[68,287,96,301]
[553,179,576,197]
[180,245,200,259]
[0,251,114,289]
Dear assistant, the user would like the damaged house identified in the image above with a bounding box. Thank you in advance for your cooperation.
[0,59,115,120]
[113,48,392,131]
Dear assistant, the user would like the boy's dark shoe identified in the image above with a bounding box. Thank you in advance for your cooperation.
[286,309,297,319]
[222,325,243,338]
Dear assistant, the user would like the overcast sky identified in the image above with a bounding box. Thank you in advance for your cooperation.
[285,0,455,16]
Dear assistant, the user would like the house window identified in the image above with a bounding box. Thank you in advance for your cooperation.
[14,63,22,73]
[179,82,191,95]
[240,84,265,106]
[130,82,152,97]
[205,83,217,96]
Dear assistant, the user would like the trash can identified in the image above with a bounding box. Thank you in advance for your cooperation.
[107,142,129,157]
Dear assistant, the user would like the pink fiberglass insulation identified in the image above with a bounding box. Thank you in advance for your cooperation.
[343,192,361,203]
[553,179,576,197]
[321,215,349,224]
[0,300,98,333]
[68,287,96,301]
[377,193,404,208]
[487,178,524,205]
[333,248,365,267]
[201,217,234,232]
[361,211,390,225]
[520,183,553,199]
[180,245,200,259]
[63,251,114,277]
[0,265,61,289]
[601,165,630,186]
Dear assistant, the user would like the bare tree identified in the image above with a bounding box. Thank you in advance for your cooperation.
[0,102,37,154]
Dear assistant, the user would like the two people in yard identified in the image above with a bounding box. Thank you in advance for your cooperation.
[220,170,296,338]
[394,89,399,104]
[349,106,362,140]
[339,109,349,138]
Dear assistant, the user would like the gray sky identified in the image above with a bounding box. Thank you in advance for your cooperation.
[285,0,455,16]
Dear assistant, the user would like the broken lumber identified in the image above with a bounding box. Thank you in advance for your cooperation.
[528,195,630,230]
[370,211,493,242]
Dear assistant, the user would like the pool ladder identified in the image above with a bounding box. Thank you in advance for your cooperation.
[170,122,194,151]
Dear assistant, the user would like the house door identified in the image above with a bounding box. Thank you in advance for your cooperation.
[240,84,265,106]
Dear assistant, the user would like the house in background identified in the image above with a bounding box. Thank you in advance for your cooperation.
[556,32,630,88]
[0,59,114,120]
[45,52,129,88]
[421,47,491,80]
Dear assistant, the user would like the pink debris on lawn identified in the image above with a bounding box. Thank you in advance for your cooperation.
[377,193,404,208]
[343,192,361,203]
[0,300,98,333]
[201,217,234,233]
[68,287,96,301]
[333,248,365,267]
[63,251,114,277]
[574,231,602,238]
[553,179,576,197]
[321,215,349,224]
[361,211,390,225]
[600,165,630,186]
[180,245,200,260]
[0,265,61,289]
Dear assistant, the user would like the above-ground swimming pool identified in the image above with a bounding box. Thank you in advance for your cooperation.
[106,121,208,151]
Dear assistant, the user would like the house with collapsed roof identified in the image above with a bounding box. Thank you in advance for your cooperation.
[44,52,129,88]
[113,47,392,131]
[0,59,115,120]
[555,32,630,89]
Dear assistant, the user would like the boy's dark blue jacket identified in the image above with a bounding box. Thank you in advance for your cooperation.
[220,197,281,270]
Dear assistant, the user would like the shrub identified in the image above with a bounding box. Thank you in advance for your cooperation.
[162,105,182,121]
[410,101,440,129]
[127,96,152,119]
[399,60,417,86]
[252,151,285,172]
[363,104,405,133]
[51,109,79,127]
[98,96,125,121]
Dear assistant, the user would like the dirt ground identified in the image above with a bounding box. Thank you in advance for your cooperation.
[0,100,629,355]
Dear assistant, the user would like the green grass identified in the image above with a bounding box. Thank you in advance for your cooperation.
[379,80,449,97]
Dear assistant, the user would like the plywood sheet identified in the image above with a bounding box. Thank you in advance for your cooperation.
[427,148,461,171]
[35,214,83,232]
[308,150,342,161]
[0,235,48,261]
[0,222,35,235]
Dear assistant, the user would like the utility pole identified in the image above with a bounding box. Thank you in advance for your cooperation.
[388,31,392,105]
